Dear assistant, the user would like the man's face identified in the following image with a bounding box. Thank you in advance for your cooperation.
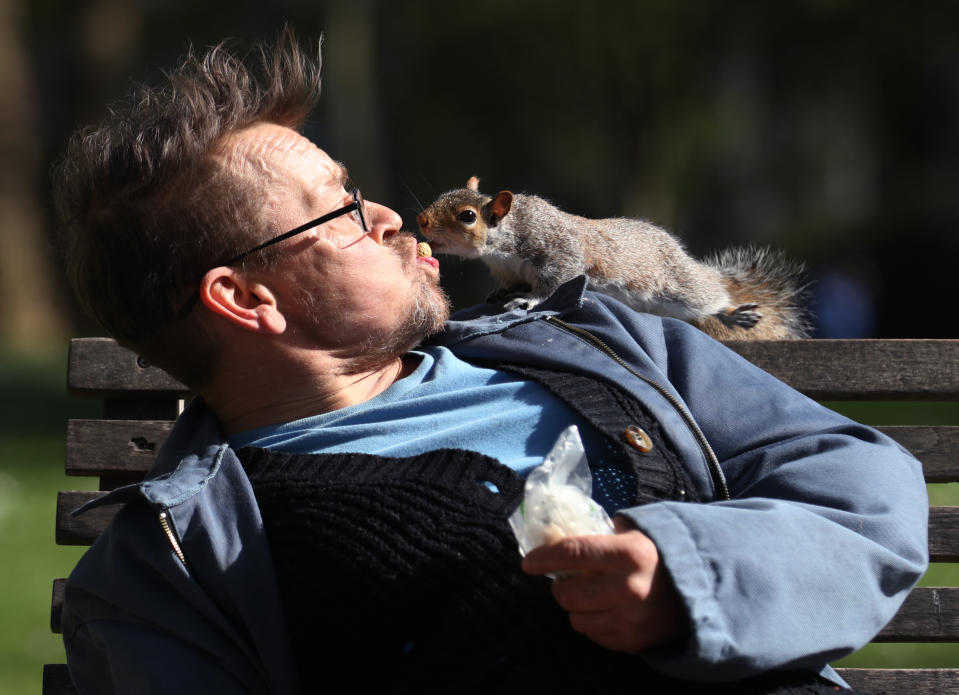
[220,123,449,371]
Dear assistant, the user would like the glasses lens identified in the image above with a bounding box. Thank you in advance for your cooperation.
[353,189,369,232]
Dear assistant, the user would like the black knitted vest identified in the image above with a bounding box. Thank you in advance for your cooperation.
[238,365,867,694]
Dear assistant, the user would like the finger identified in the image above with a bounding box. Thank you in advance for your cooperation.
[520,533,629,575]
[522,530,656,576]
[568,610,652,653]
[521,534,609,575]
[550,570,633,613]
[569,607,681,654]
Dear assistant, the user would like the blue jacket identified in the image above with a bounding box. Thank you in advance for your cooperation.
[63,278,929,693]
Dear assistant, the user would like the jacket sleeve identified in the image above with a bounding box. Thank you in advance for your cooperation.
[613,316,929,681]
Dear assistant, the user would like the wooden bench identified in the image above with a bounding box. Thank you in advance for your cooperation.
[44,337,959,694]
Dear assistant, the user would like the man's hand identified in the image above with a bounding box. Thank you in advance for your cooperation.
[521,518,687,653]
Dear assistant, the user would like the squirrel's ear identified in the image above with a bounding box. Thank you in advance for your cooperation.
[466,176,480,191]
[488,191,514,224]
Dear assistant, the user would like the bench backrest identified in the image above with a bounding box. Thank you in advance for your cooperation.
[44,337,959,694]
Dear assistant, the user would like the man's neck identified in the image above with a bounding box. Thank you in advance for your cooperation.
[204,350,418,436]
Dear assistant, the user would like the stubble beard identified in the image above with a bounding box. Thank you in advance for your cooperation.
[344,271,450,374]
[297,233,451,375]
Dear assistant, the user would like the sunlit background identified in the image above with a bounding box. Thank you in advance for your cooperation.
[2,1,958,692]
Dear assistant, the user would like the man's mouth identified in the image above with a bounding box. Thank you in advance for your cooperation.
[417,241,440,270]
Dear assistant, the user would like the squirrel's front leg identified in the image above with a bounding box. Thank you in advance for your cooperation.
[491,285,551,311]
[485,256,562,311]
[501,294,551,311]
[498,273,566,311]
[486,283,532,305]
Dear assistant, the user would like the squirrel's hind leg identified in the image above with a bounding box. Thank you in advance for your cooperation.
[716,304,762,329]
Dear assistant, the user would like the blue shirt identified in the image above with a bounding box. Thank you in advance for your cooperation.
[230,345,598,478]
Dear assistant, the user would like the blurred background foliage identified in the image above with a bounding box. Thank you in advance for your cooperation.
[2,0,958,692]
[8,0,959,338]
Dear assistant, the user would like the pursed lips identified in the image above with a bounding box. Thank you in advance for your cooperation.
[387,233,439,272]
[413,236,440,270]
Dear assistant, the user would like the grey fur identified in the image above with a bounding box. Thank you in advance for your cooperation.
[417,178,809,340]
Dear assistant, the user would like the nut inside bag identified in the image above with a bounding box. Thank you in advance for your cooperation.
[509,425,614,562]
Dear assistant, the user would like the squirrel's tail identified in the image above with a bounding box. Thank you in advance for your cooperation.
[698,246,812,340]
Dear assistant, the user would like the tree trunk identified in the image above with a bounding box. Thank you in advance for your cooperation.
[0,0,68,350]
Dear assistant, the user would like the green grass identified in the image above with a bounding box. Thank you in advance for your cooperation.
[0,436,93,695]
[0,346,97,695]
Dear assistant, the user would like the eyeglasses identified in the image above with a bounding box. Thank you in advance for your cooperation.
[176,188,368,319]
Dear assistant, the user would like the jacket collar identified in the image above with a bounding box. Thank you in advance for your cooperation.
[72,397,228,515]
[429,276,588,348]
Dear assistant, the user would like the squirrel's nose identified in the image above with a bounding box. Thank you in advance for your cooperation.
[416,212,429,231]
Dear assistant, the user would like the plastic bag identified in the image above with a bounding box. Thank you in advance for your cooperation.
[509,425,614,559]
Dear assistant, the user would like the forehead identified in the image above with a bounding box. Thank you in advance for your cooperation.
[217,122,347,192]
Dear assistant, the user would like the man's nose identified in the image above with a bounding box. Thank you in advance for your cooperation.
[364,200,402,244]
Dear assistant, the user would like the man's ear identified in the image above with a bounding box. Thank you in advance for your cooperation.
[198,267,287,335]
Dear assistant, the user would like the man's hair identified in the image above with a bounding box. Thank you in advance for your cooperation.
[52,27,322,387]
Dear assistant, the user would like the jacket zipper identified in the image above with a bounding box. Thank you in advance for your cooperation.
[158,510,189,568]
[544,315,731,501]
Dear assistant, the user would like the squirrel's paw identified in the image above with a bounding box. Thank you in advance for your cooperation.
[486,284,531,304]
[502,295,545,311]
[718,304,762,329]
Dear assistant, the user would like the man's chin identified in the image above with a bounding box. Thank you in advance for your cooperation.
[415,279,451,333]
[338,281,450,375]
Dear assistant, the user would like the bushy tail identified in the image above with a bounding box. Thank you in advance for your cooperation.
[698,246,812,340]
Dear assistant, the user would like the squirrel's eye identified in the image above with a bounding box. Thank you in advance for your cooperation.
[457,209,477,224]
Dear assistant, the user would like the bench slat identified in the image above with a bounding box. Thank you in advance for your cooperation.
[882,426,959,483]
[837,668,959,695]
[56,488,959,562]
[933,507,959,563]
[42,665,77,695]
[51,579,64,633]
[725,339,959,400]
[42,664,959,695]
[69,337,959,400]
[61,419,959,482]
[876,587,959,641]
[68,338,188,398]
[56,491,117,546]
[42,663,959,695]
[66,420,173,476]
[46,578,959,641]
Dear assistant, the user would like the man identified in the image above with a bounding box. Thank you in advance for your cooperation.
[54,30,927,694]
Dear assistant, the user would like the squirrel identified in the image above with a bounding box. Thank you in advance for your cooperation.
[416,176,810,340]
